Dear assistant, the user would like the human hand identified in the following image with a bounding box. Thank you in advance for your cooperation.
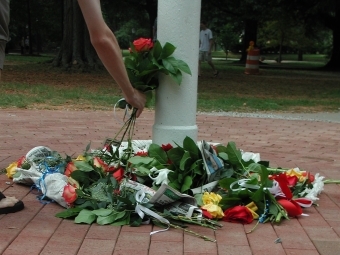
[124,88,146,118]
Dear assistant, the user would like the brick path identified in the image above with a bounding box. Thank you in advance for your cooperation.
[0,109,339,255]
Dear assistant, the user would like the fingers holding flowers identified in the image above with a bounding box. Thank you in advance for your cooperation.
[124,88,146,118]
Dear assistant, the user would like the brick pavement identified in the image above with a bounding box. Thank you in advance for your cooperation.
[0,109,339,255]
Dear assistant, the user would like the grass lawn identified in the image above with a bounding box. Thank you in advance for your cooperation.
[1,52,339,113]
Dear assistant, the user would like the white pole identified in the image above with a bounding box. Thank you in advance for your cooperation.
[152,0,201,146]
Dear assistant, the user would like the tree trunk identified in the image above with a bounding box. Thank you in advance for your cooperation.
[277,32,284,63]
[324,11,340,70]
[325,18,340,71]
[52,0,101,71]
[297,50,303,61]
[240,19,258,62]
[26,0,33,55]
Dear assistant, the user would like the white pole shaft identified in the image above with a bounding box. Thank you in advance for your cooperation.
[152,0,201,146]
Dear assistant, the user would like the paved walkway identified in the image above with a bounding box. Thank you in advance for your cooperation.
[0,109,339,255]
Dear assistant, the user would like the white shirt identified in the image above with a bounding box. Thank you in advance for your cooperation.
[199,28,213,52]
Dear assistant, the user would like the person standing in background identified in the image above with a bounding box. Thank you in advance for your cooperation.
[0,0,10,81]
[198,21,218,78]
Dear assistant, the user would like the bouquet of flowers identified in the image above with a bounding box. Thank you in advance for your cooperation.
[111,38,192,173]
[125,38,191,97]
[6,138,326,241]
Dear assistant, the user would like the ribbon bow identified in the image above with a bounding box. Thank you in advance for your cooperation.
[135,190,170,235]
[270,174,313,217]
[32,156,63,204]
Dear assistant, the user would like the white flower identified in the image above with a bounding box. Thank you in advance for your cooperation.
[241,151,261,163]
[148,167,173,186]
[299,173,325,202]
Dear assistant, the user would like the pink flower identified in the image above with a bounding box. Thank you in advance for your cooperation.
[62,184,77,204]
[93,157,108,171]
[17,156,26,168]
[113,167,125,182]
[133,38,154,52]
[64,162,77,177]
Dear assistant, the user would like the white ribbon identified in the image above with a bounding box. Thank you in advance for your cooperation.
[148,167,172,186]
[113,98,132,124]
[135,190,170,235]
[230,179,260,191]
[265,180,286,198]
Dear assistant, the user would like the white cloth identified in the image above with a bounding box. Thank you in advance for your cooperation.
[199,28,213,52]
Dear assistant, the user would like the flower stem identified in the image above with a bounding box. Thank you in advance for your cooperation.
[153,219,216,242]
[159,214,220,230]
[323,179,340,184]
[169,222,216,242]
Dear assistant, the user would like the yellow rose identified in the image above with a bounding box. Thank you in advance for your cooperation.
[286,168,307,182]
[246,202,259,219]
[6,162,18,179]
[202,192,222,205]
[75,155,85,161]
[201,204,224,219]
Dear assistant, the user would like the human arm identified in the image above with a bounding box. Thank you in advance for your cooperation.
[77,0,146,117]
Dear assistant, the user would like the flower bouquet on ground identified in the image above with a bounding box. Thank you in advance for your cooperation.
[6,137,326,241]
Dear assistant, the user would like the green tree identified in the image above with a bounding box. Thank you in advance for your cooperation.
[217,23,241,59]
[201,0,275,62]
[280,0,340,70]
[52,0,156,70]
[9,0,62,54]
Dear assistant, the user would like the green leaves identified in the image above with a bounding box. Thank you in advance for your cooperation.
[151,40,162,60]
[148,144,168,164]
[181,176,193,193]
[70,208,132,226]
[74,161,94,172]
[160,42,176,59]
[75,209,96,224]
[55,207,83,219]
[127,136,204,194]
[124,39,192,105]
[225,142,244,169]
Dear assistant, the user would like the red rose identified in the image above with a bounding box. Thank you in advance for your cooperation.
[62,184,77,204]
[161,143,173,152]
[93,157,109,171]
[135,151,148,157]
[106,166,116,173]
[17,156,26,168]
[64,162,77,177]
[286,175,298,187]
[133,38,153,52]
[308,173,315,183]
[222,206,254,224]
[201,208,213,219]
[103,144,112,154]
[113,167,125,182]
